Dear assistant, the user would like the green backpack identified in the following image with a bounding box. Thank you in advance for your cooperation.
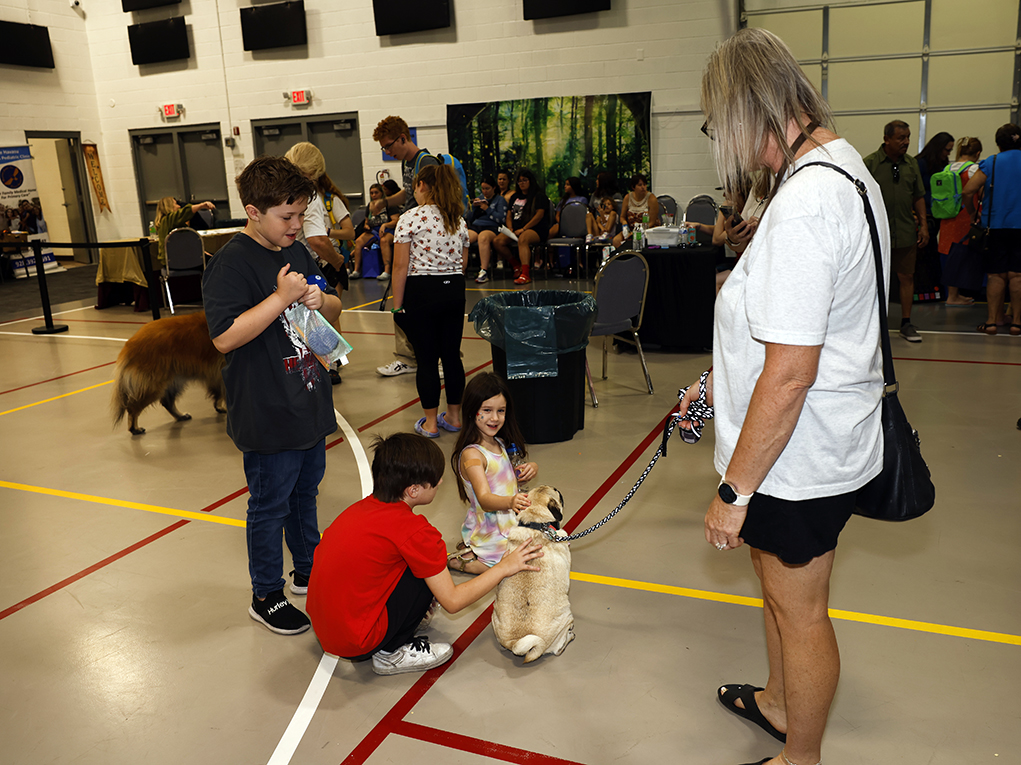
[930,161,974,219]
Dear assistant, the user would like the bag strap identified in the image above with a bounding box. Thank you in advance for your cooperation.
[985,154,996,226]
[788,161,897,392]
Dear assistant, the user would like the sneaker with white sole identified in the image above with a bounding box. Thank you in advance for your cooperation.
[475,269,489,283]
[376,360,417,377]
[289,569,309,595]
[899,323,922,343]
[371,635,453,675]
[249,590,310,635]
[376,272,391,281]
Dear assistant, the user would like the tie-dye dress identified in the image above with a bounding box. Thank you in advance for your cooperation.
[458,440,519,567]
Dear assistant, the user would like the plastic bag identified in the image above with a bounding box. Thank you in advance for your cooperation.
[282,275,353,369]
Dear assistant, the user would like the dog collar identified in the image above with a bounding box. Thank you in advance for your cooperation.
[520,521,560,540]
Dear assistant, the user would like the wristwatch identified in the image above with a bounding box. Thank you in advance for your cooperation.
[718,478,753,507]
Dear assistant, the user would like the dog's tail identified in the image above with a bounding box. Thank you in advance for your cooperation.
[511,635,546,664]
[111,360,143,427]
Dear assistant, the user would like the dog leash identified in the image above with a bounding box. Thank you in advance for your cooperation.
[539,371,713,543]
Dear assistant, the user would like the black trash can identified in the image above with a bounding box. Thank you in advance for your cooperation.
[470,290,597,444]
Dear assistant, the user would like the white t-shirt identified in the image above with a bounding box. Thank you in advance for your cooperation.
[297,192,350,243]
[394,204,469,276]
[713,139,891,501]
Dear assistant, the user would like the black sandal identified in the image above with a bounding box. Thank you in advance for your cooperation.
[718,684,787,743]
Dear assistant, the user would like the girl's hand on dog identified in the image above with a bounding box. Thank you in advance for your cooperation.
[501,540,543,574]
[276,264,308,305]
[510,492,530,513]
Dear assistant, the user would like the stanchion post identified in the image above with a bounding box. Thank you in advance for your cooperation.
[30,239,69,335]
[139,237,161,320]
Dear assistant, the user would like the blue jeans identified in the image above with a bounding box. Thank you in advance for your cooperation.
[242,441,325,598]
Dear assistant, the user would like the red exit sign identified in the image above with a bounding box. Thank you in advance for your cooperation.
[291,90,311,105]
[162,103,180,118]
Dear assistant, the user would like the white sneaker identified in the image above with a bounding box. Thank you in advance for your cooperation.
[376,360,417,377]
[376,272,391,281]
[372,635,453,675]
[475,269,489,284]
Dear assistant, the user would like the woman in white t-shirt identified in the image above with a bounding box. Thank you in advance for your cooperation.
[677,29,888,765]
[392,163,470,438]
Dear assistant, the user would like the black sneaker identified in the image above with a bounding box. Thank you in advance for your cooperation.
[249,590,310,635]
[289,569,309,596]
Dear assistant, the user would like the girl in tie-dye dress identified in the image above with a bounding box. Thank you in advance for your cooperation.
[448,373,539,575]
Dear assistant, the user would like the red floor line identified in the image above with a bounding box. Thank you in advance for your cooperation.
[356,360,494,433]
[0,361,118,396]
[339,408,675,765]
[892,356,1021,366]
[0,519,190,622]
[393,721,589,764]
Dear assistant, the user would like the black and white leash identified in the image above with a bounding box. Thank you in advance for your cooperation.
[537,370,714,543]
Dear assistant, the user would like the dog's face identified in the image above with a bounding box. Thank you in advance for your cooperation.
[519,485,565,529]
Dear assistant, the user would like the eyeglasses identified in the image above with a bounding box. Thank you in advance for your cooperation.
[382,137,401,155]
[701,120,714,141]
[891,163,900,183]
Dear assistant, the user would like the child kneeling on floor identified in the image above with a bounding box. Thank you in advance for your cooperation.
[306,432,543,675]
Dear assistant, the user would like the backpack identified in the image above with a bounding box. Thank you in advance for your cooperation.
[414,151,471,217]
[930,161,974,219]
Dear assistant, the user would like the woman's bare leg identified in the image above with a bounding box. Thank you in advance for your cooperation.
[478,229,497,272]
[380,234,394,275]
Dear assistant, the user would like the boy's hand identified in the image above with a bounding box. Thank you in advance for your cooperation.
[511,492,530,513]
[499,540,543,575]
[276,264,307,305]
[300,283,324,311]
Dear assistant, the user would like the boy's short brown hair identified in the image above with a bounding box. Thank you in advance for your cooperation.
[372,116,410,144]
[236,156,316,213]
[370,432,445,503]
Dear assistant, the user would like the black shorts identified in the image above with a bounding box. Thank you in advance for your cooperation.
[983,228,1021,274]
[739,490,856,565]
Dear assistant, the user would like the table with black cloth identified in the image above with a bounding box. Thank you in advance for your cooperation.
[635,244,719,350]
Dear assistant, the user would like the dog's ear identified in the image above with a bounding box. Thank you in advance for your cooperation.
[547,494,563,528]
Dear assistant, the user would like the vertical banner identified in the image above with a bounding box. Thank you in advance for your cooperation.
[0,146,60,279]
[82,143,111,212]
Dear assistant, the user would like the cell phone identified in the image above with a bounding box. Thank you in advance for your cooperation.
[719,205,734,217]
[730,213,743,225]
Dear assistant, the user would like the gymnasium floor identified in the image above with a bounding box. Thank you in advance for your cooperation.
[1,271,1019,765]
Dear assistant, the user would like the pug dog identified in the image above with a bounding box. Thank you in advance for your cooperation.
[492,485,575,663]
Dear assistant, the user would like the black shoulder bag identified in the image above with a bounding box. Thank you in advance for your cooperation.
[792,161,936,521]
[967,154,994,260]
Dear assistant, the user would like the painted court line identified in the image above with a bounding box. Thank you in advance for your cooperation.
[0,380,114,417]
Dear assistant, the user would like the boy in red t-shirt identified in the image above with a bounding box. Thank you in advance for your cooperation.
[306,432,542,675]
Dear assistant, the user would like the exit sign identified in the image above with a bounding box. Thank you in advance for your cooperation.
[291,90,311,105]
[162,103,180,118]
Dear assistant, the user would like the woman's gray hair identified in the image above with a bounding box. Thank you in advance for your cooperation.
[701,28,833,202]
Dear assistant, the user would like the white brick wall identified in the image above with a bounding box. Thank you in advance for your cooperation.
[2,0,734,238]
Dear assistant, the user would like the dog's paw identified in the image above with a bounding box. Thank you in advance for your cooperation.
[214,405,226,414]
[174,413,192,422]
[130,427,146,435]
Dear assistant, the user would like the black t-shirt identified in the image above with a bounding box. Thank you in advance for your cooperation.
[401,149,439,214]
[202,233,338,453]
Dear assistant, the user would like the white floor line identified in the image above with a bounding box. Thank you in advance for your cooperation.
[266,408,370,765]
[0,305,96,327]
[0,331,127,343]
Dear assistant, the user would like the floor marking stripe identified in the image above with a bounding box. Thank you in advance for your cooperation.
[0,331,129,342]
[892,356,1021,366]
[0,380,114,416]
[0,361,117,396]
[0,480,246,527]
[0,520,190,622]
[0,305,94,327]
[393,720,589,764]
[570,572,1021,646]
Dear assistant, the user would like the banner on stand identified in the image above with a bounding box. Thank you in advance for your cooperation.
[1,146,61,279]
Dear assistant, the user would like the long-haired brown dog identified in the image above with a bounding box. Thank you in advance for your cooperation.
[112,311,225,435]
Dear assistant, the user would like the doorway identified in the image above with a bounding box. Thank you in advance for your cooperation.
[24,132,98,264]
[129,124,230,233]
[251,112,364,205]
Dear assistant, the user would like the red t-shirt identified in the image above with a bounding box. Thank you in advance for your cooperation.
[306,495,447,657]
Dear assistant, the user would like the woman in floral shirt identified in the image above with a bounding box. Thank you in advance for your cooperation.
[392,163,470,438]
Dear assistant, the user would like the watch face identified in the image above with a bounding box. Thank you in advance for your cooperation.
[718,482,738,504]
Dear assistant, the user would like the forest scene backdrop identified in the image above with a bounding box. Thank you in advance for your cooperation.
[447,92,651,201]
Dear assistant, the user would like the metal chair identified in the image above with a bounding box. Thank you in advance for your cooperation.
[585,250,654,407]
[546,201,589,278]
[657,194,678,222]
[684,194,719,244]
[161,227,205,314]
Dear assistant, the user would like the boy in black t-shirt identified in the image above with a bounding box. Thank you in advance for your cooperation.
[203,157,341,635]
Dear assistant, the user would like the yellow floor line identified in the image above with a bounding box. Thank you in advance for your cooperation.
[0,380,113,417]
[0,480,245,528]
[571,572,1021,646]
[3,479,1017,647]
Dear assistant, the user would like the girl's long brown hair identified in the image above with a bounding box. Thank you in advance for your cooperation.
[450,372,528,504]
[416,163,464,234]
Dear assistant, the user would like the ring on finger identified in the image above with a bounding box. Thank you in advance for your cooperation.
[715,541,726,551]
